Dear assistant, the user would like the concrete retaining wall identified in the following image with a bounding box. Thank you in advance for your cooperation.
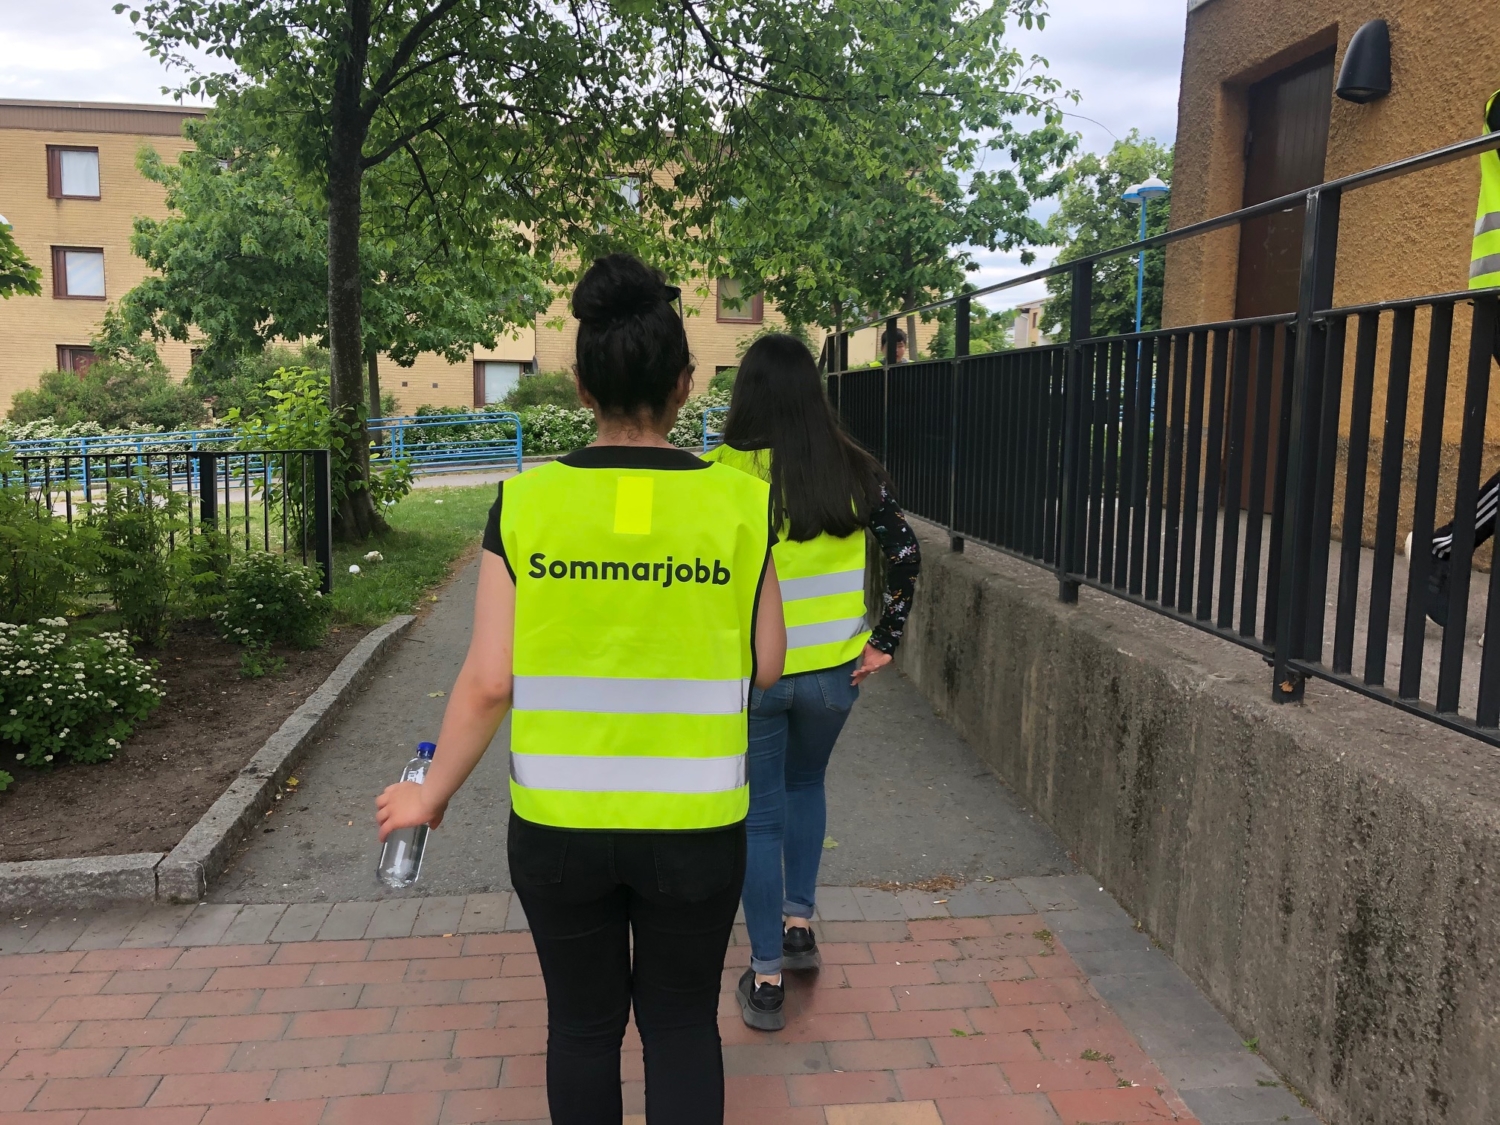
[896,523,1500,1125]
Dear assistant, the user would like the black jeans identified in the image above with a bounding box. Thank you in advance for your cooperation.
[508,812,745,1125]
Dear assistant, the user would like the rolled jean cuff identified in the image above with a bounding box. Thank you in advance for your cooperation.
[783,899,814,919]
[750,953,782,974]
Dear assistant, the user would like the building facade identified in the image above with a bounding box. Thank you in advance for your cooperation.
[1165,0,1500,326]
[0,99,821,418]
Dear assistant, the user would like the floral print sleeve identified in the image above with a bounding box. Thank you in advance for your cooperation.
[868,486,921,654]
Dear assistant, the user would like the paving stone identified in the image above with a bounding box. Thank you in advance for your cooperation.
[218,904,286,946]
[1179,1084,1320,1123]
[268,903,332,944]
[1068,944,1176,977]
[364,900,419,939]
[456,894,509,934]
[943,883,1033,918]
[895,890,950,919]
[852,889,904,921]
[171,906,242,948]
[318,902,379,941]
[120,906,197,948]
[411,897,466,937]
[20,915,93,954]
[503,895,529,932]
[71,906,151,951]
[812,887,862,921]
[1156,1050,1285,1091]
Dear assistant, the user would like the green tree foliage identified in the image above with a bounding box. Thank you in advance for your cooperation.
[712,0,1075,338]
[7,358,209,432]
[0,219,42,299]
[1040,132,1174,338]
[929,300,1018,358]
[500,372,580,412]
[120,0,1078,539]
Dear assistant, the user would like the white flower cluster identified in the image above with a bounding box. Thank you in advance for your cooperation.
[0,619,165,769]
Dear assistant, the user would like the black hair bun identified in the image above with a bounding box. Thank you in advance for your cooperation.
[572,253,671,323]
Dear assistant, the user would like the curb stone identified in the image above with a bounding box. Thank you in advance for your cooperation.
[0,615,417,910]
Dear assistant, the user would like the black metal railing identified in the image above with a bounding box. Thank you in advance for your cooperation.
[2,449,334,594]
[825,128,1500,745]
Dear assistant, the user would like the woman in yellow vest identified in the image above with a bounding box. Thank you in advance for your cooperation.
[377,253,786,1124]
[704,334,921,1031]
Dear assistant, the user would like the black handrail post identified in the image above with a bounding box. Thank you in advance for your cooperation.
[312,449,335,595]
[950,296,970,553]
[1057,260,1093,603]
[1272,186,1342,703]
[196,452,217,529]
[882,316,898,465]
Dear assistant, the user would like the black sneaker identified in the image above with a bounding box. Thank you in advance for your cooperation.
[782,924,821,972]
[737,968,785,1031]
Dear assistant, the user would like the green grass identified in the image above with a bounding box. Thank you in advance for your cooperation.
[330,483,497,626]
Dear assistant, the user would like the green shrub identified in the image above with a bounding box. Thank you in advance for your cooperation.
[0,619,165,768]
[89,472,187,646]
[8,358,209,432]
[219,551,331,651]
[191,343,329,420]
[230,365,414,512]
[708,367,736,395]
[0,475,96,623]
[668,390,731,450]
[501,370,581,411]
[180,527,231,620]
[0,769,11,792]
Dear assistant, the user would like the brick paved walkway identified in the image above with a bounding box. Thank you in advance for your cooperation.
[1,881,1315,1124]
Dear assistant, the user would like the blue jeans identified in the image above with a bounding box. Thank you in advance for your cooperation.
[742,659,860,974]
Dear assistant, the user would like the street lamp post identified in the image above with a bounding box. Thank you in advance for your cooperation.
[1122,176,1170,334]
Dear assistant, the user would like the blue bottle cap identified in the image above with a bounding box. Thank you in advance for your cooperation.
[417,742,437,759]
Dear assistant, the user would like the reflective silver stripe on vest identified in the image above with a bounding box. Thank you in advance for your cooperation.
[514,676,749,714]
[786,616,868,650]
[1472,252,1500,280]
[1475,212,1500,238]
[779,568,865,602]
[511,751,747,793]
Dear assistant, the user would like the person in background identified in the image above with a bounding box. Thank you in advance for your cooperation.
[704,333,920,1031]
[1409,88,1500,632]
[878,326,908,363]
[378,253,786,1125]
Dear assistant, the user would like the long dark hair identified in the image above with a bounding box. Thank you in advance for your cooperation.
[572,253,691,417]
[722,334,885,541]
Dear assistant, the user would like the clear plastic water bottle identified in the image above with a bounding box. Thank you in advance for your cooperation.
[377,742,436,889]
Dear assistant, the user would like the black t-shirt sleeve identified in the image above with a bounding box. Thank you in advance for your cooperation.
[482,483,512,578]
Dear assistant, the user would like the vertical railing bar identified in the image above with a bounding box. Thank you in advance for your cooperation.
[1263,326,1299,645]
[1332,311,1380,673]
[1435,296,1497,712]
[1100,341,1122,584]
[1114,338,1138,588]
[1303,315,1349,660]
[1145,335,1169,601]
[1085,345,1106,577]
[1178,331,1209,612]
[1196,328,1229,621]
[1240,324,1276,636]
[1029,350,1048,557]
[1365,308,1415,685]
[1128,335,1153,595]
[1057,260,1093,602]
[1162,333,1189,606]
[1216,327,1251,628]
[1398,301,1454,699]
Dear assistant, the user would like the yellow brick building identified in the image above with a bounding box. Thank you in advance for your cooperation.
[0,97,941,418]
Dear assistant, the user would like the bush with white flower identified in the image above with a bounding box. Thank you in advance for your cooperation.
[0,619,164,770]
[218,551,331,652]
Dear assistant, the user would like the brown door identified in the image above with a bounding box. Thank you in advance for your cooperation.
[1234,48,1334,509]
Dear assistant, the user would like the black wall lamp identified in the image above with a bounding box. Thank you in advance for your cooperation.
[1336,19,1391,104]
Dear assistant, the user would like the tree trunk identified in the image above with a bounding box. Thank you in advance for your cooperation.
[326,0,386,541]
[367,349,382,420]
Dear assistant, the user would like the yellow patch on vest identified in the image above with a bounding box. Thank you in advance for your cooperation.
[613,477,654,535]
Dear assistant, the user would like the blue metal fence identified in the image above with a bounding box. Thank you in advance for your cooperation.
[369,412,523,474]
[702,406,727,453]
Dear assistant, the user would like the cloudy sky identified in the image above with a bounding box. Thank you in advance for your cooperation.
[0,0,1187,307]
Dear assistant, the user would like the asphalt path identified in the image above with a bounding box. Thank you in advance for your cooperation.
[210,559,1072,903]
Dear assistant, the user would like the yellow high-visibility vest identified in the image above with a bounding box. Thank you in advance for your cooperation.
[499,457,770,829]
[703,444,871,676]
[1470,90,1500,290]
